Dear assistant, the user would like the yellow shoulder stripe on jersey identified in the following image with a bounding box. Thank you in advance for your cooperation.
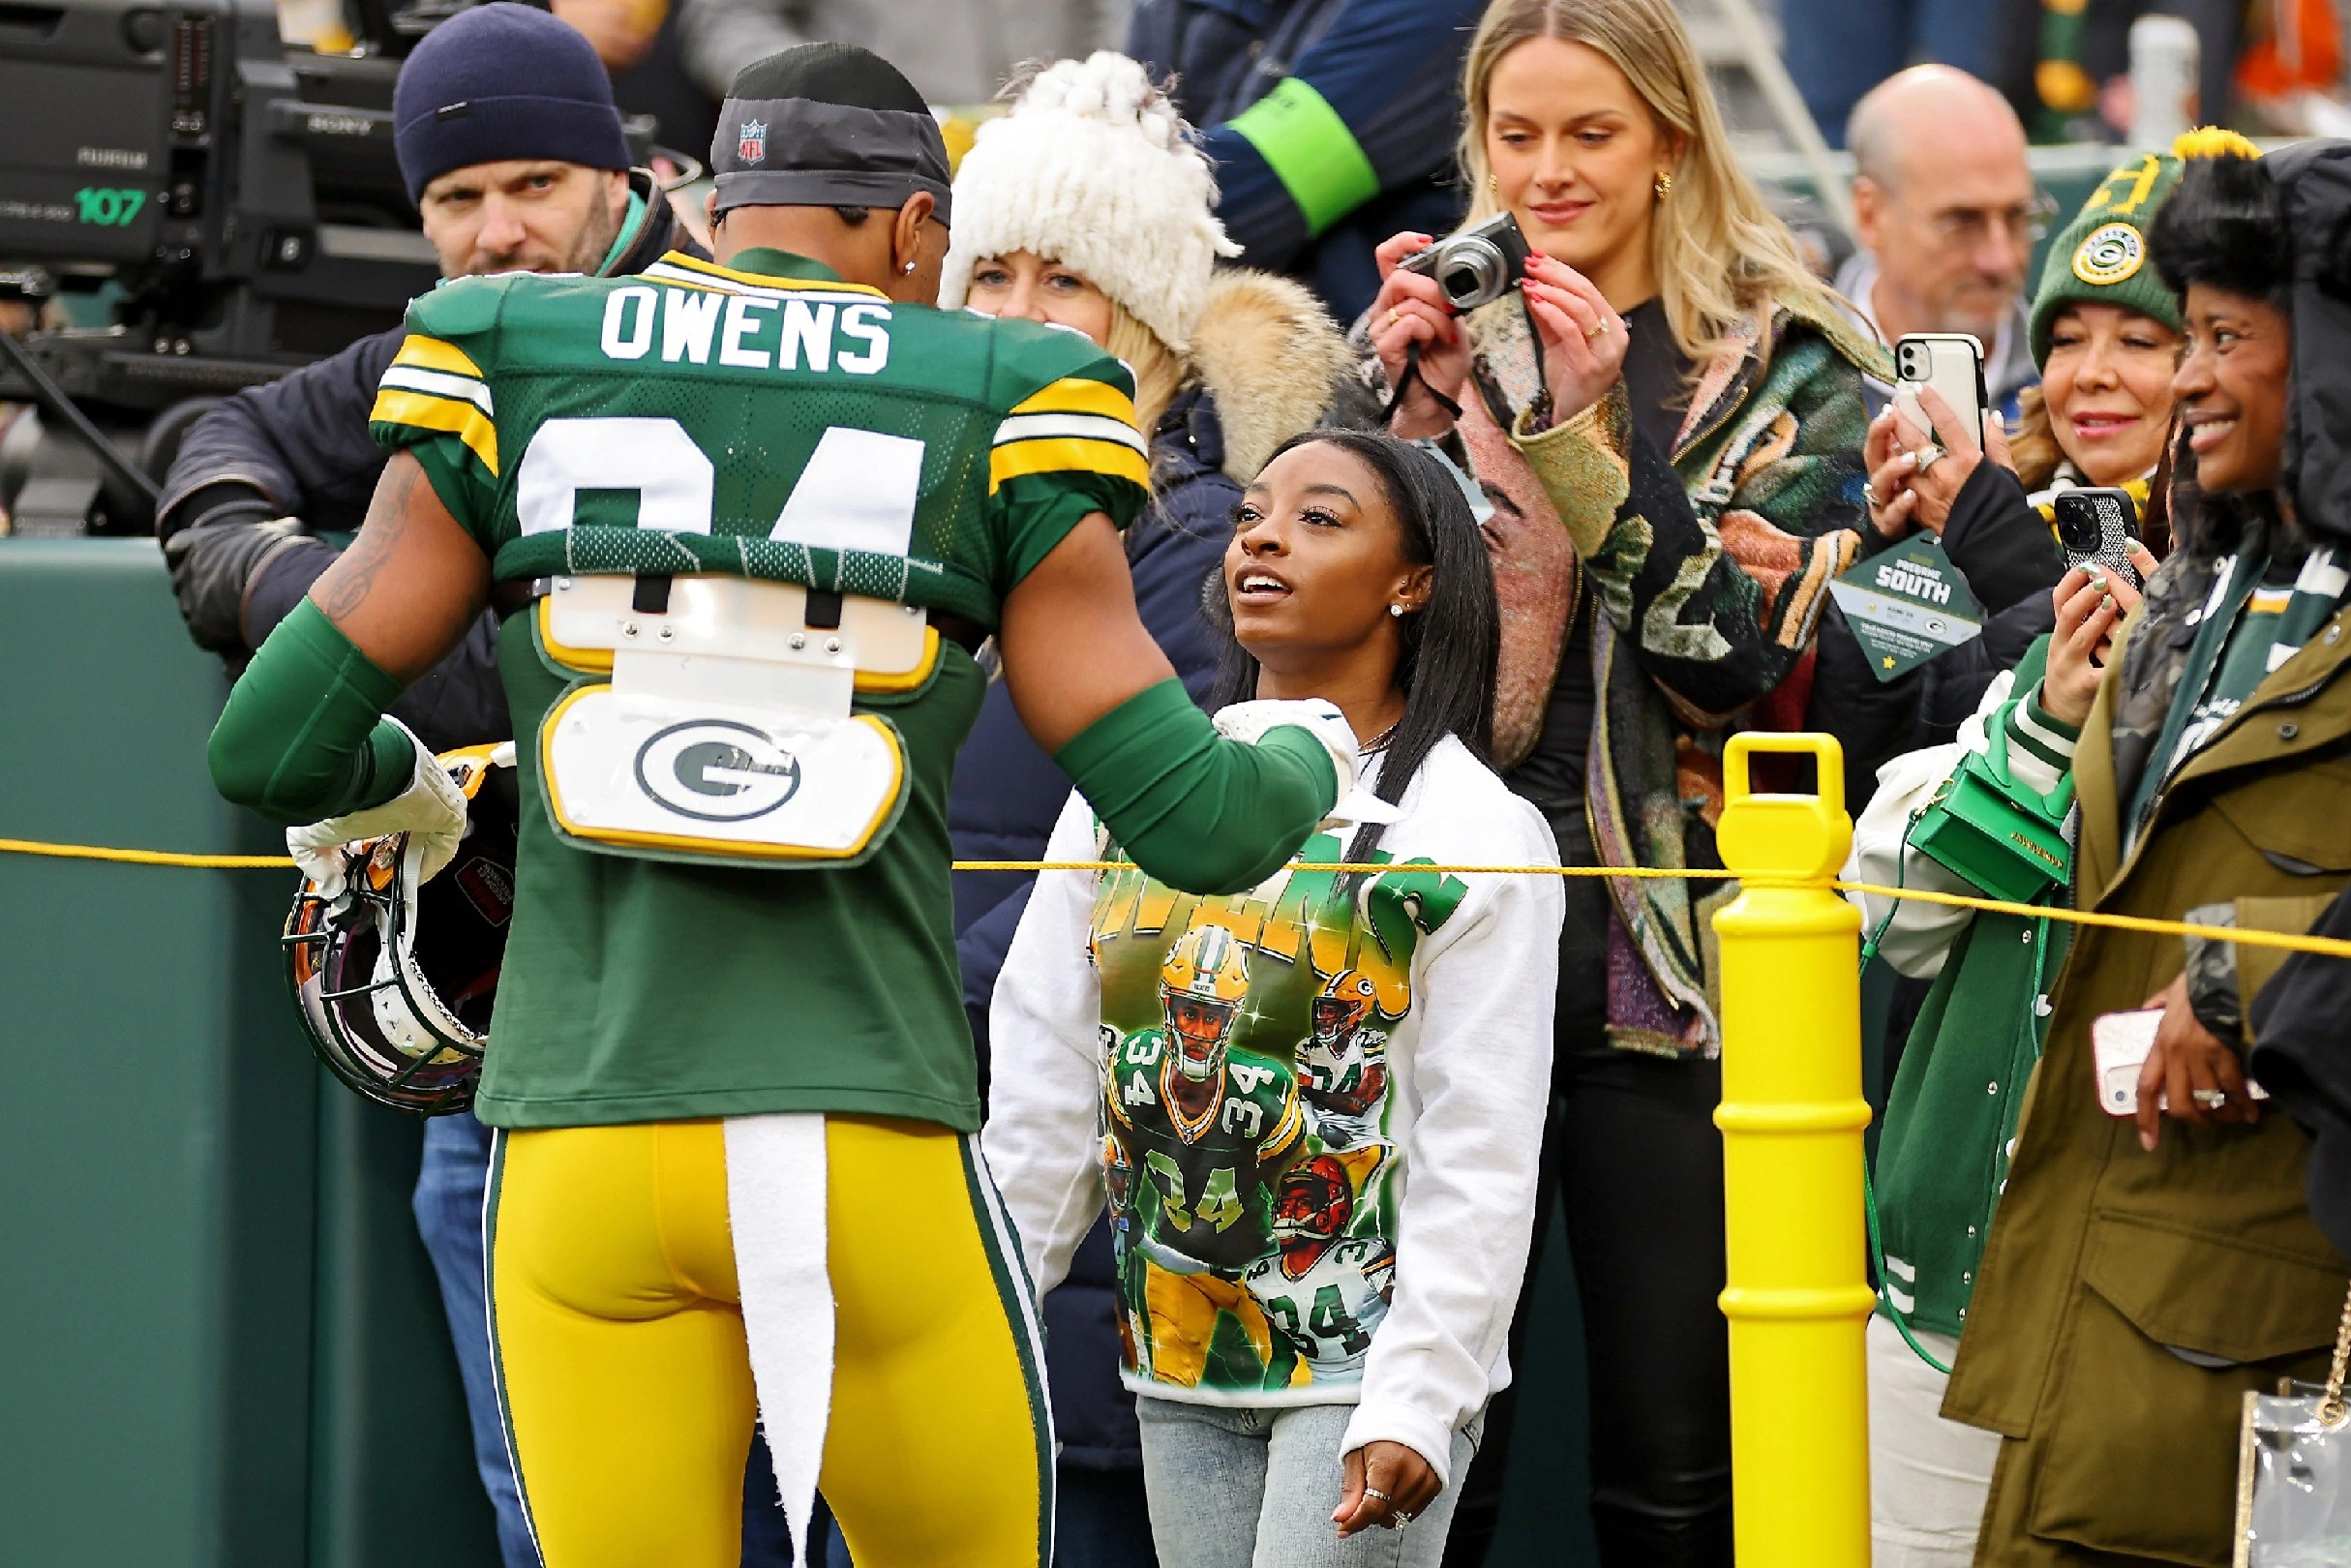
[391,334,485,379]
[637,268,731,294]
[989,436,1152,494]
[655,251,890,298]
[1010,377,1138,427]
[372,388,499,476]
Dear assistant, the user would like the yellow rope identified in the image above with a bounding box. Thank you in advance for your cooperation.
[12,839,2351,959]
[0,836,292,870]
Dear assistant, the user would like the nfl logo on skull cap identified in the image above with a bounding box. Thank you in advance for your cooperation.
[738,118,768,165]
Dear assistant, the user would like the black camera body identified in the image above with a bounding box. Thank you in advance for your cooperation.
[0,0,655,533]
[1399,211,1533,314]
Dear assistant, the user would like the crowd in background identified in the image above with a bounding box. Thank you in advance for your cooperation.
[17,1,2351,1568]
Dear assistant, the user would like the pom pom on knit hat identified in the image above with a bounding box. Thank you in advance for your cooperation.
[939,52,1240,352]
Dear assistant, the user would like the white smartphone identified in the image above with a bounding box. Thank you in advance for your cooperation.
[1892,334,1988,454]
[2092,1006,2267,1116]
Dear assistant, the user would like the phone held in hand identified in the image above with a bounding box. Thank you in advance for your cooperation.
[2053,488,2142,589]
[1892,333,1988,454]
[2091,1006,2268,1115]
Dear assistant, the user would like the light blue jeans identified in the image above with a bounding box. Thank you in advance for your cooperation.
[1135,1398,1480,1568]
[412,1110,537,1568]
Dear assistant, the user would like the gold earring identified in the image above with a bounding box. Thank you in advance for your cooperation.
[1488,174,1498,195]
[1654,170,1673,200]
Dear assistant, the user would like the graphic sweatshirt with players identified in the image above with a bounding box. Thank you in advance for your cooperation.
[983,736,1563,1480]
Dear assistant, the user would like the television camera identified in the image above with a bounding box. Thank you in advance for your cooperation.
[0,0,668,534]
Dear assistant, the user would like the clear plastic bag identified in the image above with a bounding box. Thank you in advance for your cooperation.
[2237,1291,2351,1567]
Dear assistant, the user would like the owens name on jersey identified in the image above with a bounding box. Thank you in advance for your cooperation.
[369,248,1150,629]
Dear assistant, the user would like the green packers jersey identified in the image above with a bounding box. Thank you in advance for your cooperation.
[1107,1030,1306,1275]
[370,249,1150,1131]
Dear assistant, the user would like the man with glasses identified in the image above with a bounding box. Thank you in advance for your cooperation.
[1838,65,2047,418]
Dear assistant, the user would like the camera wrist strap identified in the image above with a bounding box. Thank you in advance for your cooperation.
[1378,341,1462,428]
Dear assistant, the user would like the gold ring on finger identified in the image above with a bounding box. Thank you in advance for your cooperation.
[1583,317,1610,339]
[1386,308,1402,328]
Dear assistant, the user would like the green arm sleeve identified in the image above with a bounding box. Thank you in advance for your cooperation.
[208,597,416,825]
[1054,679,1338,897]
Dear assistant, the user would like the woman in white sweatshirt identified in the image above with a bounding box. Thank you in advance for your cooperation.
[983,428,1563,1566]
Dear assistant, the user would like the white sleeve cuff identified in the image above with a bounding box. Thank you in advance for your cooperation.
[1340,1398,1463,1491]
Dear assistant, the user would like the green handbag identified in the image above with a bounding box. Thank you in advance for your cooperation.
[1908,743,2075,906]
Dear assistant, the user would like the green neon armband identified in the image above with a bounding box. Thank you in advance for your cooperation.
[1226,77,1381,238]
[208,597,414,824]
[1054,679,1337,896]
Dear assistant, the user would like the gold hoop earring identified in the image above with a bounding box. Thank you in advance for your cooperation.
[1654,170,1673,200]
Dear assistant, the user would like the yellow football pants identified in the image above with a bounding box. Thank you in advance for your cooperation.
[1143,1264,1272,1387]
[486,1116,1050,1568]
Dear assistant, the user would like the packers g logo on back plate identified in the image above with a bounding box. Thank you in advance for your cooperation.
[540,686,909,866]
[635,720,802,822]
[2071,222,2145,286]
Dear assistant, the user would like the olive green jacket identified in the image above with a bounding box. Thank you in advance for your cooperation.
[1945,538,2351,1565]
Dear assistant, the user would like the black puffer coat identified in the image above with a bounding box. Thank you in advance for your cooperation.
[155,170,701,753]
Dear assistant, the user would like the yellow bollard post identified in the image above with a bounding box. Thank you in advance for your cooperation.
[1712,732,1875,1568]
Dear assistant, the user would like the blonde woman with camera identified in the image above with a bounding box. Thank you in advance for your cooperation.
[1340,0,1884,1560]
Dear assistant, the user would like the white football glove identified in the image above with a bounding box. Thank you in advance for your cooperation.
[286,717,469,899]
[1211,698,1403,829]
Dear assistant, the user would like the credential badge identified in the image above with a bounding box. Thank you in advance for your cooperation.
[2072,222,2145,287]
[738,118,768,166]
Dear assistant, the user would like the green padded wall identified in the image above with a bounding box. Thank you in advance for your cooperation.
[0,540,496,1568]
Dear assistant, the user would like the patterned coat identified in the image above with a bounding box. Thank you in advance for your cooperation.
[1346,290,1882,1055]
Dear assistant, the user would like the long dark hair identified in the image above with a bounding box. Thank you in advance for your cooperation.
[1205,430,1500,869]
[2149,150,2292,556]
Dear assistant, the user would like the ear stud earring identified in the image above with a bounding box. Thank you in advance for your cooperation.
[1389,604,1405,618]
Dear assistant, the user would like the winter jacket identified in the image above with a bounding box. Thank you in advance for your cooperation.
[1811,456,2067,810]
[153,171,699,754]
[2249,884,2351,1270]
[1947,506,2351,1566]
[1342,289,1883,1056]
[1848,638,2074,1342]
[1129,0,1484,322]
[947,268,1348,1468]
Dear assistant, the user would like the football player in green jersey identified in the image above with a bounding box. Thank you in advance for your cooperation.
[205,42,1367,1568]
[1106,922,1311,1387]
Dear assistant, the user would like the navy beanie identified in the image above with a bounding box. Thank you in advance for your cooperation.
[393,3,632,201]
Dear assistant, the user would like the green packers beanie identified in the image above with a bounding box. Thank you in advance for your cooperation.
[2029,147,2188,367]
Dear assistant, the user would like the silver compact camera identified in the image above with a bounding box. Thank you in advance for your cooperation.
[1399,212,1534,313]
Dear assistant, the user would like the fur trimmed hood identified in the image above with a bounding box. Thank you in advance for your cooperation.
[1184,268,1350,484]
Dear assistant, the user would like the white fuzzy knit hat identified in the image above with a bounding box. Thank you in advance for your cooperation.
[939,52,1241,352]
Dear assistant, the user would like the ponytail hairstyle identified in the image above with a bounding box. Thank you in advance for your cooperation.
[1207,431,1500,873]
